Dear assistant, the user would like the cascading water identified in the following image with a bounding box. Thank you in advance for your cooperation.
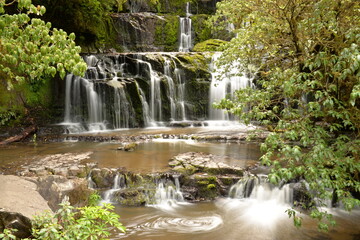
[164,59,177,120]
[62,51,254,132]
[229,175,293,204]
[135,81,152,127]
[102,173,126,204]
[175,68,186,121]
[221,174,294,227]
[62,55,137,132]
[209,52,253,121]
[152,176,185,210]
[179,2,192,52]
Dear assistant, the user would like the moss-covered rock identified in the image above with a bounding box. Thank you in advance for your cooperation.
[113,189,150,206]
[194,174,219,200]
[90,168,115,189]
[175,52,212,79]
[193,39,228,52]
[117,142,139,151]
[154,15,179,51]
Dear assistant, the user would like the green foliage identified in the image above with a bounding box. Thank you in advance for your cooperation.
[191,14,212,43]
[212,0,360,230]
[155,15,179,51]
[0,198,125,239]
[30,198,125,239]
[88,191,102,206]
[0,228,18,240]
[0,0,87,125]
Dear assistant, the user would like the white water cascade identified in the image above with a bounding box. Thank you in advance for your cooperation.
[175,68,186,121]
[102,173,126,204]
[152,176,186,210]
[164,58,177,121]
[135,81,152,127]
[209,52,253,121]
[179,2,192,52]
[62,55,136,132]
[220,175,293,227]
[229,175,293,204]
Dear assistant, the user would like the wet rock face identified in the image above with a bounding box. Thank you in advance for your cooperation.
[113,13,178,52]
[0,211,32,239]
[292,182,315,209]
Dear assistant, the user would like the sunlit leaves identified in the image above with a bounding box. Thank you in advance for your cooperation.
[0,0,86,91]
[30,198,126,240]
[212,0,360,231]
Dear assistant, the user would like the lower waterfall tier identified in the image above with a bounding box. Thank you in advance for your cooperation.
[62,52,253,132]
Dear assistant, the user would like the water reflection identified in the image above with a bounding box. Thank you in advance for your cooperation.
[0,140,261,174]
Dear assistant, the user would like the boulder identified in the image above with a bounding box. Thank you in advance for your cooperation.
[0,211,32,239]
[37,176,92,210]
[169,152,249,175]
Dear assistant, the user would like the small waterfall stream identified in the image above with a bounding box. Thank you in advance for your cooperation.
[229,175,293,204]
[102,173,126,204]
[179,2,192,52]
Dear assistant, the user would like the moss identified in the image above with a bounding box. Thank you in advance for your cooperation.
[155,15,179,51]
[193,39,228,52]
[219,177,234,186]
[173,164,198,175]
[176,53,211,77]
[195,175,219,200]
[115,189,149,206]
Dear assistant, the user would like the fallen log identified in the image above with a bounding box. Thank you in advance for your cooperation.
[0,125,37,145]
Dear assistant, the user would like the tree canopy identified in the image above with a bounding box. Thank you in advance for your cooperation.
[211,0,360,229]
[0,0,87,125]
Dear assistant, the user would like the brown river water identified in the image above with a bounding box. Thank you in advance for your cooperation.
[0,126,359,239]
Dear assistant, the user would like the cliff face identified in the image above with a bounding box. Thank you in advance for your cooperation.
[111,0,221,53]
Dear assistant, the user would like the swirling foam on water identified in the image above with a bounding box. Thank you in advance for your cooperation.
[125,215,223,236]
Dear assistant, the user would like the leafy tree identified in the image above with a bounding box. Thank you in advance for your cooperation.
[211,0,360,230]
[0,0,87,125]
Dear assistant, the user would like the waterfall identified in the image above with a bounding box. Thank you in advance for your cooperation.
[229,175,293,205]
[147,61,162,122]
[87,173,96,189]
[135,81,152,127]
[164,57,186,121]
[102,173,126,204]
[152,176,185,210]
[222,175,293,226]
[179,2,192,52]
[209,52,253,121]
[175,68,187,121]
[62,52,254,131]
[164,59,177,121]
[62,55,141,132]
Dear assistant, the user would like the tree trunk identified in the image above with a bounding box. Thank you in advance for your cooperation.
[0,125,37,145]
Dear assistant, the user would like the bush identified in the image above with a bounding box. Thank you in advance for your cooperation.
[0,197,126,240]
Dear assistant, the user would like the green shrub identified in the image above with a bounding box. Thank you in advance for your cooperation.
[1,197,126,240]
